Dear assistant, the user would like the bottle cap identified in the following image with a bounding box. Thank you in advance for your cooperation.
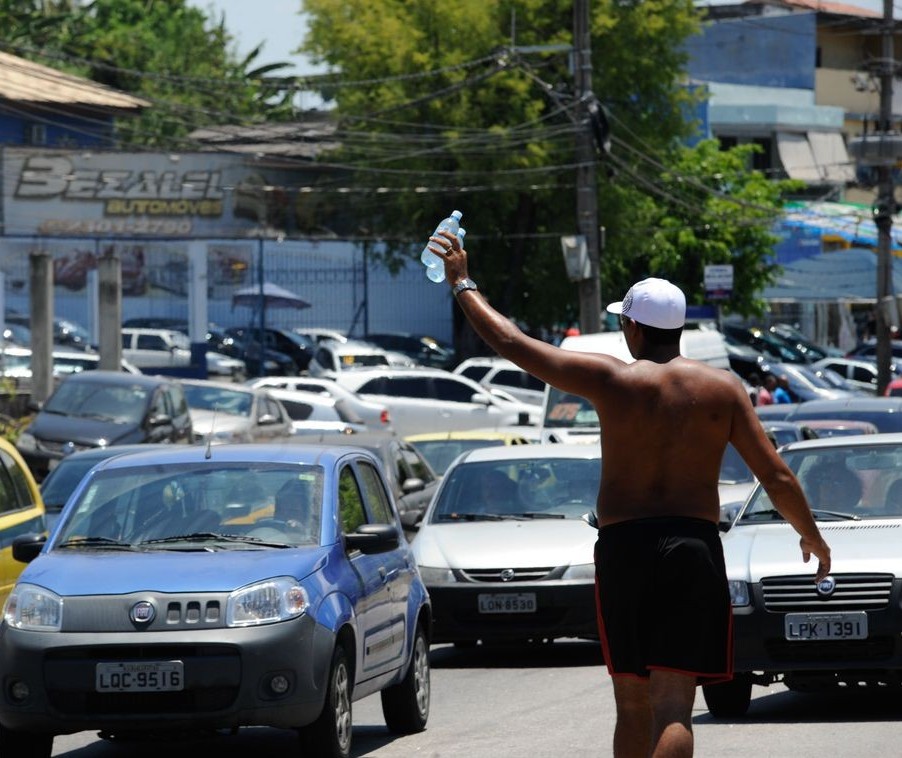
[451,210,463,220]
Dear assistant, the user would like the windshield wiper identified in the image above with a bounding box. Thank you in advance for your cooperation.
[809,509,861,521]
[438,513,509,521]
[139,532,292,548]
[738,508,785,522]
[56,536,135,550]
[513,512,566,519]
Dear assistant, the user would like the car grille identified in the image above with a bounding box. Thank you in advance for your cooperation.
[458,567,557,583]
[44,644,240,716]
[761,573,894,612]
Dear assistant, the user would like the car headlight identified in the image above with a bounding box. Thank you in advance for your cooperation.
[418,566,455,584]
[4,584,63,631]
[728,580,750,607]
[226,577,308,627]
[16,432,36,452]
[562,563,595,581]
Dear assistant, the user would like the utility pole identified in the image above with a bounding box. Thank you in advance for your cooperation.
[874,0,896,395]
[573,0,602,334]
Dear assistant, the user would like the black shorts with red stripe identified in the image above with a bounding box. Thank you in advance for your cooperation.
[594,516,733,685]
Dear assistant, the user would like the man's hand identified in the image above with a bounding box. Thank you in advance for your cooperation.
[430,230,469,287]
[800,535,832,583]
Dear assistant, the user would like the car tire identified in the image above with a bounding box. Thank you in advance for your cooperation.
[0,725,53,758]
[702,673,752,718]
[381,624,430,734]
[300,644,352,758]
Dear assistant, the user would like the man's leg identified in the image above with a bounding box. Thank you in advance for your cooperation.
[611,676,651,758]
[647,670,697,757]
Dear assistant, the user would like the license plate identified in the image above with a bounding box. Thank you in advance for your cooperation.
[96,661,184,692]
[784,612,868,641]
[478,593,537,614]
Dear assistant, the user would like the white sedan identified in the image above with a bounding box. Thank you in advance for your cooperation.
[411,444,600,645]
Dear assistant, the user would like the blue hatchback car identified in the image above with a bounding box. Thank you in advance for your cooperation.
[0,443,432,758]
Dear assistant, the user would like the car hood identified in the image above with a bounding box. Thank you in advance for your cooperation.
[413,519,597,568]
[718,481,755,507]
[722,520,902,581]
[21,547,329,596]
[188,409,250,435]
[27,413,139,445]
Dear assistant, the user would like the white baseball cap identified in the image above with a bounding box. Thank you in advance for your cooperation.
[606,277,686,330]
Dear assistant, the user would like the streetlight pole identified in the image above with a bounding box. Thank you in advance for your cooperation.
[573,0,602,334]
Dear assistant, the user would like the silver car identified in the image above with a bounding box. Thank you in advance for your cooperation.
[180,379,292,443]
[411,444,600,645]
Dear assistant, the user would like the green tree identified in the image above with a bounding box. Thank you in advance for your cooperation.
[300,0,790,329]
[0,0,297,147]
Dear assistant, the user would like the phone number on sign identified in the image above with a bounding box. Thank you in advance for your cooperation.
[37,218,193,235]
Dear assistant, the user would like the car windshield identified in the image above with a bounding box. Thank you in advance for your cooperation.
[41,458,106,509]
[43,380,150,424]
[338,353,390,369]
[720,444,754,484]
[183,384,253,416]
[53,462,324,549]
[738,443,902,522]
[543,388,599,430]
[431,457,600,521]
[413,438,508,476]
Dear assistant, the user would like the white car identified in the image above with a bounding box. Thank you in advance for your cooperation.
[245,375,393,430]
[338,367,539,437]
[811,356,894,395]
[179,379,293,443]
[121,327,246,380]
[704,433,902,718]
[411,444,600,644]
[453,356,546,406]
[264,387,367,436]
[306,338,393,379]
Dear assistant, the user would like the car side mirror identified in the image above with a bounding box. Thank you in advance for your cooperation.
[471,392,492,406]
[257,413,278,426]
[27,398,43,412]
[148,413,172,428]
[401,477,424,494]
[12,533,47,563]
[345,523,400,554]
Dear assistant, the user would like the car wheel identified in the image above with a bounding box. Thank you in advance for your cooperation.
[300,644,352,758]
[0,725,53,758]
[702,673,752,718]
[381,624,431,734]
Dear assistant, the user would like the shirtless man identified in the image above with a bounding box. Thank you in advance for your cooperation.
[429,230,831,758]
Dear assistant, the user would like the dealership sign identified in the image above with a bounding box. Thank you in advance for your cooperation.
[2,148,294,238]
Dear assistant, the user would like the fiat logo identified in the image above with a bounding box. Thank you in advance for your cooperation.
[816,576,837,598]
[500,569,516,582]
[130,601,155,625]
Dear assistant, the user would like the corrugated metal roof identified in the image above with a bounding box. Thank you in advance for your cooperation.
[764,248,902,302]
[0,51,148,111]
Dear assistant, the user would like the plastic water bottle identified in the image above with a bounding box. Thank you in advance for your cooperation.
[421,210,463,283]
[426,227,465,283]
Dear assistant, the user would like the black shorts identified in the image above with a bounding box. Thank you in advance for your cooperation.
[594,516,732,684]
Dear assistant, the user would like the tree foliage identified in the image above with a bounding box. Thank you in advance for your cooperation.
[301,0,792,326]
[0,0,297,146]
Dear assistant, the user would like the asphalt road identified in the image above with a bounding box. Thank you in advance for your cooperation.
[50,640,902,757]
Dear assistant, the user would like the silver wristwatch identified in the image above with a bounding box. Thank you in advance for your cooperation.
[452,278,478,296]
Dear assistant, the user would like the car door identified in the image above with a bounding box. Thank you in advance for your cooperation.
[338,461,404,681]
[431,376,507,431]
[255,395,291,440]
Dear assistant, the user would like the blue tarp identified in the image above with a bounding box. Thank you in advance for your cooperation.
[764,248,902,302]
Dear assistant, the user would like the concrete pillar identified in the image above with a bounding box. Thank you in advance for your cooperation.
[29,250,54,403]
[98,245,122,372]
[186,241,209,378]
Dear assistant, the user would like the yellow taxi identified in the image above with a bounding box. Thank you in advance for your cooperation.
[405,427,539,476]
[0,437,45,606]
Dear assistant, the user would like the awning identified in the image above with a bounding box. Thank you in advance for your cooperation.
[776,132,822,182]
[807,131,855,183]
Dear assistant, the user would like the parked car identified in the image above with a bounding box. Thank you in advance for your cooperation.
[365,332,456,369]
[0,346,142,393]
[265,387,368,436]
[722,323,808,363]
[0,437,45,607]
[765,362,858,403]
[180,379,293,444]
[39,444,171,531]
[245,376,392,430]
[225,327,315,372]
[797,418,879,437]
[846,338,902,363]
[405,428,539,476]
[206,325,296,377]
[885,376,902,397]
[784,397,902,433]
[15,371,193,481]
[121,327,245,381]
[811,356,894,394]
[704,433,902,718]
[294,327,349,344]
[767,323,839,362]
[307,339,393,380]
[453,357,546,406]
[6,312,94,351]
[0,443,431,757]
[411,443,600,644]
[292,431,440,531]
[338,367,539,437]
